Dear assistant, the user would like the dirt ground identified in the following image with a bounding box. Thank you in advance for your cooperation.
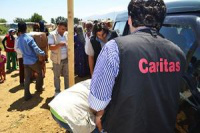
[0,52,89,133]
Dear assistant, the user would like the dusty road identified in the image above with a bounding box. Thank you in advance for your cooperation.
[0,53,88,133]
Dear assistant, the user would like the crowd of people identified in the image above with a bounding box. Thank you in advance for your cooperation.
[0,0,188,132]
[0,18,115,97]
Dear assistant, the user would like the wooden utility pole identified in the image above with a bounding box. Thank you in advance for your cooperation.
[67,0,75,86]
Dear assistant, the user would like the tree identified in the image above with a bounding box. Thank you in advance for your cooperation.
[14,18,25,23]
[74,17,80,24]
[51,18,55,24]
[30,13,43,22]
[55,16,67,24]
[14,18,31,23]
[0,18,7,23]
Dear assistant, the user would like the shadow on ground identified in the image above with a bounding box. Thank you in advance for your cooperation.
[7,93,43,112]
[40,96,54,110]
[75,75,90,83]
[11,73,19,78]
[9,85,23,93]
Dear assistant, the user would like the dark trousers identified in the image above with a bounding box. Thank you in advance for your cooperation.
[24,61,43,97]
[19,58,24,84]
[6,52,17,70]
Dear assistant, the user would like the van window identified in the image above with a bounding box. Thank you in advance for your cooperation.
[160,24,199,58]
[114,21,126,36]
[160,24,200,82]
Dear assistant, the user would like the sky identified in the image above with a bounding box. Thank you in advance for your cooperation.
[0,0,131,23]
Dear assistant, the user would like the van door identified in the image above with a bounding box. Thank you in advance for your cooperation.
[160,15,200,71]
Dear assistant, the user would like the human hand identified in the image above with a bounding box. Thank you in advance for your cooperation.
[59,42,66,47]
[96,115,103,132]
[38,55,45,62]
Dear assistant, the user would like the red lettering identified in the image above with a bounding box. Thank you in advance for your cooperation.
[149,62,157,73]
[169,62,175,72]
[176,62,180,72]
[139,58,148,74]
[138,58,181,74]
[164,59,169,72]
[160,58,163,72]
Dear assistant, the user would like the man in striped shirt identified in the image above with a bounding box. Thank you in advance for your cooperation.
[88,0,186,132]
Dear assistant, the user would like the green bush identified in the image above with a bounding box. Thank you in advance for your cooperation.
[0,25,8,35]
[0,38,4,50]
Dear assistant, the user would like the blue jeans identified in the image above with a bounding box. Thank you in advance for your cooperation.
[51,113,100,133]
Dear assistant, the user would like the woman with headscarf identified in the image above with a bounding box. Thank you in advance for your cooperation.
[74,25,89,77]
[2,29,17,71]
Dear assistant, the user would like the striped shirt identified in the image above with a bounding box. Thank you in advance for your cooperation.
[88,27,150,111]
[88,40,120,111]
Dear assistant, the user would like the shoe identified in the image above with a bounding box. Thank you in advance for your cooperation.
[20,83,24,87]
[24,94,32,101]
[36,87,45,93]
[54,92,60,97]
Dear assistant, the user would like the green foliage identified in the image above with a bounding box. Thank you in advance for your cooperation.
[30,13,43,22]
[0,25,8,35]
[14,13,45,23]
[51,17,81,25]
[74,17,81,24]
[0,38,3,49]
[55,16,68,24]
[13,18,31,23]
[0,18,7,23]
[51,18,55,24]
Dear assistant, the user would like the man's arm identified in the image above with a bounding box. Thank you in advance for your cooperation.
[49,43,66,50]
[85,37,95,75]
[48,33,66,50]
[88,56,94,75]
[88,40,120,131]
[28,38,45,56]
[14,39,22,54]
[2,37,7,50]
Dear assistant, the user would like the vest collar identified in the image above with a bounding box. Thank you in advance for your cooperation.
[132,27,159,37]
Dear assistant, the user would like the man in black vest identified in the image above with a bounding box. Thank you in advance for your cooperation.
[88,0,186,133]
[85,22,118,75]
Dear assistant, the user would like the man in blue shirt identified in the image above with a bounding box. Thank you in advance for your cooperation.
[17,22,45,101]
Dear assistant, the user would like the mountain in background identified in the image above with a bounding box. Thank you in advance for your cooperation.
[82,10,125,21]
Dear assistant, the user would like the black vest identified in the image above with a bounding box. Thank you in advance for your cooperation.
[101,29,186,133]
[91,30,118,67]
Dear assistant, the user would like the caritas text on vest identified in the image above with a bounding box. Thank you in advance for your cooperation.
[139,58,180,74]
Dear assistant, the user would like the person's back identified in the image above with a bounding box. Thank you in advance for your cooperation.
[102,29,186,133]
[17,22,45,101]
[88,0,186,132]
[18,33,38,65]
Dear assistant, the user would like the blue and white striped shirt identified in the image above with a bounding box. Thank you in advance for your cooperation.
[88,27,151,111]
[88,40,120,111]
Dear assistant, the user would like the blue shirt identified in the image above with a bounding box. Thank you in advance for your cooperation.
[18,33,45,65]
[88,40,120,111]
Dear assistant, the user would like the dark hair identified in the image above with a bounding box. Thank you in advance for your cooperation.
[85,22,93,29]
[0,47,2,51]
[92,22,109,36]
[33,23,40,32]
[128,0,166,30]
[58,21,68,27]
[39,20,45,32]
[18,22,27,33]
[93,20,98,25]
